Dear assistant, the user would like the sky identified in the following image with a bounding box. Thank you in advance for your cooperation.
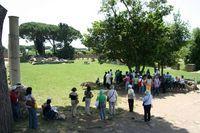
[1,0,200,48]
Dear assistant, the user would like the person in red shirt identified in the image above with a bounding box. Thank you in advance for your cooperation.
[10,86,20,121]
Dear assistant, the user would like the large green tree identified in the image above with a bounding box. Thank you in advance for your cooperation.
[45,24,59,55]
[83,0,173,71]
[19,22,47,56]
[186,28,200,70]
[19,22,82,58]
[155,13,189,74]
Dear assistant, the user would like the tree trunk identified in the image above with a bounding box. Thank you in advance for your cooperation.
[0,5,13,133]
[161,64,164,76]
[127,65,132,72]
[135,64,140,73]
[53,40,56,55]
[141,65,145,74]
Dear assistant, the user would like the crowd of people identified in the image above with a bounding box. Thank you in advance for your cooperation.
[9,68,186,129]
[103,69,186,95]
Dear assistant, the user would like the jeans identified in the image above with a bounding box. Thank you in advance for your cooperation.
[28,108,38,129]
[12,103,20,121]
[109,102,116,116]
[99,103,106,120]
[144,105,151,122]
[85,98,91,114]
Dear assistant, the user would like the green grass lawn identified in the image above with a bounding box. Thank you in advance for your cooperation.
[21,59,128,106]
[20,59,200,107]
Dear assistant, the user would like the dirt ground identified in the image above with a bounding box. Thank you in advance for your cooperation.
[13,89,200,133]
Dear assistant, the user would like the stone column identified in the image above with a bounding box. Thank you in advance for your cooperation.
[8,16,20,86]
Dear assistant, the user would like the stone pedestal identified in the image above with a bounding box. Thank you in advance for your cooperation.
[8,16,20,86]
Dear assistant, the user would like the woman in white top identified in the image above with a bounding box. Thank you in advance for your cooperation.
[127,85,135,112]
[107,85,118,116]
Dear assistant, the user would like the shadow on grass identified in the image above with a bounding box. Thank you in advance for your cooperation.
[13,105,189,133]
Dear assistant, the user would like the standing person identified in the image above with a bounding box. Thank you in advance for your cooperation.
[103,72,107,86]
[179,75,185,89]
[134,75,139,93]
[25,87,38,129]
[97,89,106,120]
[132,70,136,80]
[115,70,119,84]
[106,72,111,89]
[146,69,150,76]
[84,86,93,115]
[119,71,123,84]
[69,87,79,117]
[127,85,135,112]
[146,75,152,92]
[123,72,130,91]
[153,76,161,96]
[10,86,20,121]
[143,91,153,122]
[107,85,118,117]
[109,69,113,84]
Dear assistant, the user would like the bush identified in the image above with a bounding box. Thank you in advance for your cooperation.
[56,45,75,59]
[20,54,30,63]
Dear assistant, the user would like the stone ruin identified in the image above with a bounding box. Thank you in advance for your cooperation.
[29,56,74,65]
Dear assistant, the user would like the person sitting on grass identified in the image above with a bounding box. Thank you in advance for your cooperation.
[96,78,100,86]
[69,87,79,117]
[42,98,58,120]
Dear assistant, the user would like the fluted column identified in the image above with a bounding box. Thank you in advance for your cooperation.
[8,16,20,86]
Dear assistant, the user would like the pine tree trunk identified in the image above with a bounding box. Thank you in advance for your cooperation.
[0,5,13,133]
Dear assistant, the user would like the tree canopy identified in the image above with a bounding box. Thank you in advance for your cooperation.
[82,0,189,72]
[186,28,200,70]
[19,22,82,58]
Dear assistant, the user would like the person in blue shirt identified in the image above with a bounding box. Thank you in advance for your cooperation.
[143,91,153,122]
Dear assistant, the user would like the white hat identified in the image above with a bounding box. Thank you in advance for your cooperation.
[47,97,52,100]
[11,85,17,90]
[128,85,132,88]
